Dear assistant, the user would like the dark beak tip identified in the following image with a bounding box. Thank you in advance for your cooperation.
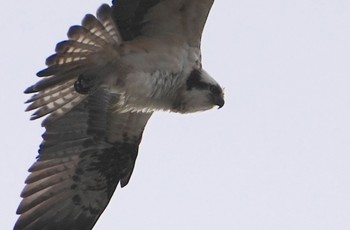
[216,98,225,109]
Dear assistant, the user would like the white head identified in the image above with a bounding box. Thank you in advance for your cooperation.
[172,68,224,113]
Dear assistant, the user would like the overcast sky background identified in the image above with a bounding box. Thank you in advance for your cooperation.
[1,0,350,229]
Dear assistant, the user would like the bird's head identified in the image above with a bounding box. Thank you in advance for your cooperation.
[172,68,224,113]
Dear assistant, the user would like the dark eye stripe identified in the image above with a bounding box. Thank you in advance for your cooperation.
[187,69,202,90]
[186,69,208,90]
[186,69,222,95]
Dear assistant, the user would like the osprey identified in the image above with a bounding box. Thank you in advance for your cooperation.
[15,0,224,229]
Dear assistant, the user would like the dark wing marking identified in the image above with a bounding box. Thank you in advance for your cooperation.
[15,89,152,230]
[112,0,214,47]
[112,0,161,41]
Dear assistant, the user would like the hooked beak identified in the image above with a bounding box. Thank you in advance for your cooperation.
[214,95,225,109]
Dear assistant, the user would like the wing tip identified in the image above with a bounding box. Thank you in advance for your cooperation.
[96,4,112,20]
[36,68,49,77]
[67,25,85,40]
[81,14,97,27]
[24,86,37,94]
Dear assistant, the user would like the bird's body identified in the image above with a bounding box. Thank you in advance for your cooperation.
[15,1,224,229]
[107,38,201,113]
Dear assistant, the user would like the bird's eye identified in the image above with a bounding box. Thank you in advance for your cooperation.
[209,85,218,94]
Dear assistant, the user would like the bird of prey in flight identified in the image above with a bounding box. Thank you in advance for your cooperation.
[15,0,224,229]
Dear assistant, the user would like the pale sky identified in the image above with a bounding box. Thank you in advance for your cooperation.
[1,0,350,229]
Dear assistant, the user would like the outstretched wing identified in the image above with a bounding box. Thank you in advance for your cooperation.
[24,4,121,125]
[15,4,152,230]
[112,0,215,47]
[15,89,152,230]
